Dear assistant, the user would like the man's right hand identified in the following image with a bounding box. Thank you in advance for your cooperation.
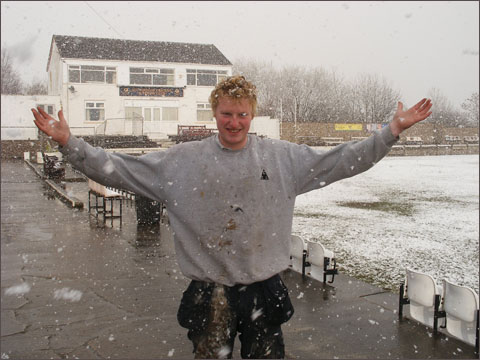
[32,107,71,147]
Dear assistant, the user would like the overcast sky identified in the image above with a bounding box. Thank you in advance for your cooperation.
[1,1,478,108]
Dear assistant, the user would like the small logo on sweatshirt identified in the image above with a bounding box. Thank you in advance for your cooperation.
[261,169,269,180]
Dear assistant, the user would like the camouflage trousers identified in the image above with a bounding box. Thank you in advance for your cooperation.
[177,274,294,359]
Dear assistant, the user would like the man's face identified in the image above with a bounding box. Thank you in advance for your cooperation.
[214,97,254,150]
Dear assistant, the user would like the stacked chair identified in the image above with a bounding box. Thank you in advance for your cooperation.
[289,235,338,283]
[442,279,479,349]
[290,235,308,275]
[399,268,479,353]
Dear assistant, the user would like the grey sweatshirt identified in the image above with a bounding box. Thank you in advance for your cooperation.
[61,125,397,286]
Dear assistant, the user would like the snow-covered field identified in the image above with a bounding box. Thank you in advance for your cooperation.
[292,154,479,294]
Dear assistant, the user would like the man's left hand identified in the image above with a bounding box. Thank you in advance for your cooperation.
[390,98,433,137]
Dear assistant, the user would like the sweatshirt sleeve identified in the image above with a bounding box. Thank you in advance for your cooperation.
[291,124,398,195]
[60,135,168,202]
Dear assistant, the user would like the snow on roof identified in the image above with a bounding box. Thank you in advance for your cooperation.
[47,34,232,71]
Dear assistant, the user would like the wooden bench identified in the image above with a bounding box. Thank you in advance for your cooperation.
[169,125,215,143]
[296,136,322,146]
[88,179,124,225]
[321,137,344,146]
[351,136,368,142]
[41,152,65,180]
[445,135,461,143]
[405,136,423,145]
[463,136,479,144]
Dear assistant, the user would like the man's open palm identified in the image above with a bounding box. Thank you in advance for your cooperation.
[32,107,71,146]
[390,98,433,137]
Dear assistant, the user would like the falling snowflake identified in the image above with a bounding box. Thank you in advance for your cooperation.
[5,283,31,296]
[217,345,231,358]
[103,160,115,174]
[53,288,83,302]
[251,308,264,321]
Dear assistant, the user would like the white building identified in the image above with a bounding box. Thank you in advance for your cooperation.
[1,35,279,149]
[44,35,279,140]
[1,95,62,140]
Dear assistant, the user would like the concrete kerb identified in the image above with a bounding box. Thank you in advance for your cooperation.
[24,159,84,209]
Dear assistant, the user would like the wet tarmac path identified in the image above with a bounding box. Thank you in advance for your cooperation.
[1,160,476,359]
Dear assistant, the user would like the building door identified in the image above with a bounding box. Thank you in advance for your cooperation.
[125,107,143,136]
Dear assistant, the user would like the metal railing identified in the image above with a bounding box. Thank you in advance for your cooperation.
[93,116,144,137]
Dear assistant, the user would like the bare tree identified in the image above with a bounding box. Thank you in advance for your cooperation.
[426,88,460,127]
[350,73,400,123]
[233,59,399,126]
[320,70,350,123]
[234,59,340,123]
[344,81,361,123]
[275,65,347,123]
[233,57,280,118]
[24,78,48,95]
[1,48,23,94]
[278,65,308,123]
[461,92,479,127]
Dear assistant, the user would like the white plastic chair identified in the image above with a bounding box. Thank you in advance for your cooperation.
[442,279,479,348]
[289,235,307,275]
[402,268,444,330]
[305,241,337,283]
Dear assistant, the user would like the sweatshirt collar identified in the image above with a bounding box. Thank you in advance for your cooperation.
[214,134,250,152]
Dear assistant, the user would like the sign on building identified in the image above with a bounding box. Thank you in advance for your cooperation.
[335,124,363,131]
[119,86,184,97]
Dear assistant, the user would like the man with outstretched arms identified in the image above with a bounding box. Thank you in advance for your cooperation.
[32,76,432,359]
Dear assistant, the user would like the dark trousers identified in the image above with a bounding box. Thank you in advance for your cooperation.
[177,274,294,359]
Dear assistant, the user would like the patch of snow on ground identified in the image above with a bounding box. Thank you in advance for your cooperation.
[5,283,31,296]
[53,287,83,302]
[293,155,479,293]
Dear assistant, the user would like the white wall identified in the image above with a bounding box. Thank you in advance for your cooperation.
[1,95,62,140]
[56,55,233,138]
[41,46,280,140]
[48,42,62,96]
[0,94,280,141]
[250,116,280,139]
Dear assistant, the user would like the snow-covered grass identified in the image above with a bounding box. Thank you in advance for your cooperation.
[293,154,479,294]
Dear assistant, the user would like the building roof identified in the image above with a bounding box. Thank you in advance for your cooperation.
[47,35,232,70]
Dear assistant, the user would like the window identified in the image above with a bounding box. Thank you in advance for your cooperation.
[143,107,178,121]
[125,107,142,120]
[187,69,228,86]
[37,104,55,116]
[85,102,105,121]
[162,107,178,121]
[130,67,174,86]
[144,108,161,121]
[197,103,213,121]
[69,65,116,84]
[153,108,161,121]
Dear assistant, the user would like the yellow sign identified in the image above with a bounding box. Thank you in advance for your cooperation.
[335,124,363,131]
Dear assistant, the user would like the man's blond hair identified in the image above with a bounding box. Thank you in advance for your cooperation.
[209,75,257,116]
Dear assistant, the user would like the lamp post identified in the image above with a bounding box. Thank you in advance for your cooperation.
[294,97,297,143]
[279,99,283,138]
